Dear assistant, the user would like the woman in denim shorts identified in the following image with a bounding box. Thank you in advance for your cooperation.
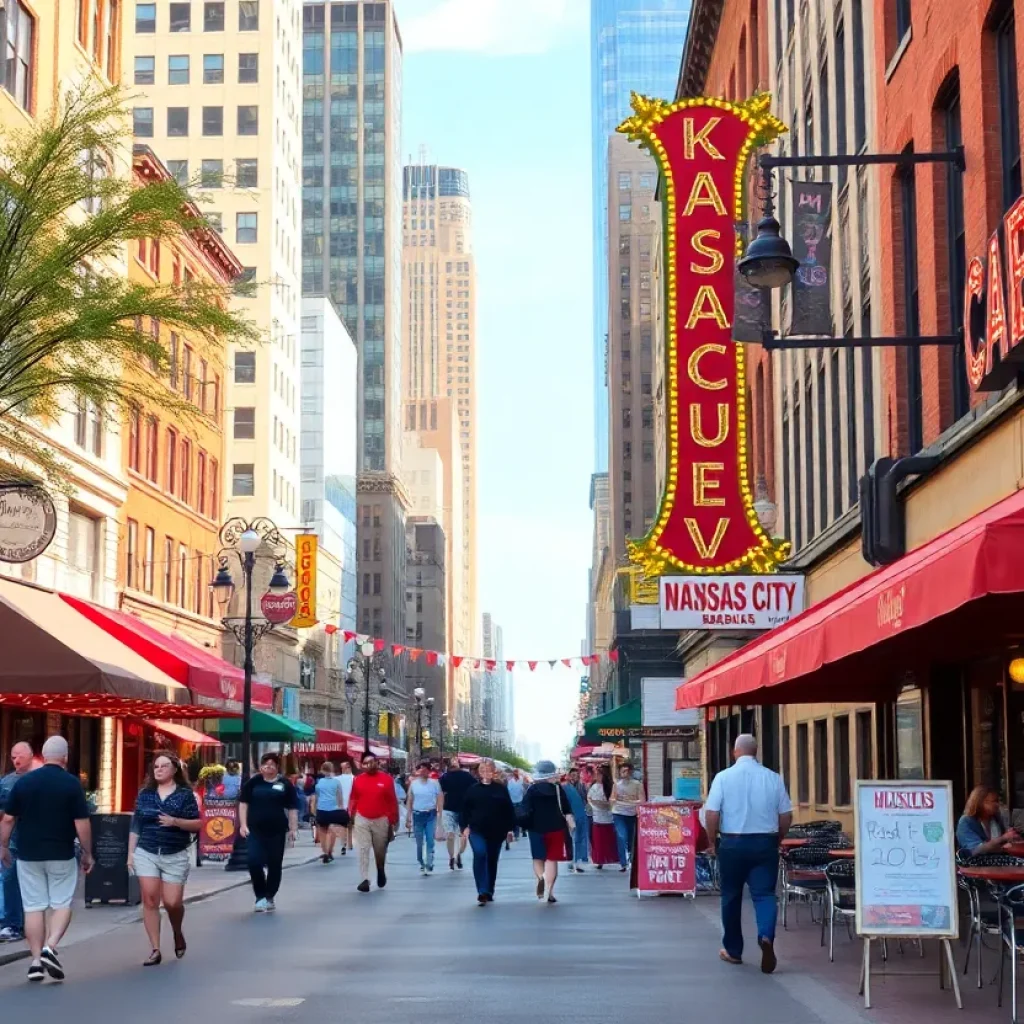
[129,754,201,966]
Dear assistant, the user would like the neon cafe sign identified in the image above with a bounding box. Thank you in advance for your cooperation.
[617,94,791,580]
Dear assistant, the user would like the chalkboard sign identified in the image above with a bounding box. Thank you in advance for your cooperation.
[853,780,958,938]
[631,802,697,896]
[85,813,140,905]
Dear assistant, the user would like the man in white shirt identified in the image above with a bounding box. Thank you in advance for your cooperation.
[704,734,792,974]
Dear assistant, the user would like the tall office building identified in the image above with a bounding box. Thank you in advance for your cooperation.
[481,613,509,744]
[302,1,408,658]
[402,161,478,724]
[590,0,691,471]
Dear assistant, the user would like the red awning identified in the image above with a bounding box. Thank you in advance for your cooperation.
[60,595,273,712]
[677,487,1024,710]
[145,720,222,746]
[570,743,601,760]
[292,731,393,760]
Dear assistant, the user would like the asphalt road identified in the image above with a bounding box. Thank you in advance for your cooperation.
[0,837,880,1023]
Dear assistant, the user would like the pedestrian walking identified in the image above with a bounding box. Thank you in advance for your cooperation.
[611,763,644,872]
[563,770,589,872]
[337,761,355,854]
[588,765,618,868]
[0,741,33,943]
[0,736,94,983]
[440,758,474,870]
[349,751,399,893]
[460,759,517,906]
[520,760,574,904]
[311,762,350,863]
[405,761,443,874]
[221,760,242,800]
[704,733,792,974]
[128,753,201,965]
[505,769,526,840]
[238,753,299,913]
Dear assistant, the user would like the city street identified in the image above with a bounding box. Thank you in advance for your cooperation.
[0,837,1000,1023]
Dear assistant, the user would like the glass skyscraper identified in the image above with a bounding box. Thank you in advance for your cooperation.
[591,0,691,470]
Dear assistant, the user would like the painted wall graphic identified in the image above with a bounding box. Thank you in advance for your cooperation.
[618,94,790,575]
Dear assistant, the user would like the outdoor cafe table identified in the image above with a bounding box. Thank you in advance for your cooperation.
[1003,843,1024,858]
[829,849,855,859]
[958,865,1024,886]
[782,837,810,848]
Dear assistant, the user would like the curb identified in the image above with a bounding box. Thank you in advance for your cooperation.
[0,854,320,969]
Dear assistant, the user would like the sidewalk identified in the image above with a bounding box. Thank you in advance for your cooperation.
[0,830,327,967]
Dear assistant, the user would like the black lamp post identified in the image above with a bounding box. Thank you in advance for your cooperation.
[211,517,290,872]
[345,641,387,754]
[412,687,434,761]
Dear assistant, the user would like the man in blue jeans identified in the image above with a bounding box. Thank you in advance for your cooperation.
[704,733,792,975]
[0,742,33,942]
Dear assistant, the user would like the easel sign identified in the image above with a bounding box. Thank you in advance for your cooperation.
[853,780,961,1009]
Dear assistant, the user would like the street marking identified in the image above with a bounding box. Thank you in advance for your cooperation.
[231,999,306,1008]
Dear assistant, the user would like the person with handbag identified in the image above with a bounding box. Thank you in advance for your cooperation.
[519,760,574,903]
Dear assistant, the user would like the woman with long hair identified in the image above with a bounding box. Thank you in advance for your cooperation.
[520,760,574,903]
[128,753,201,966]
[956,785,1019,857]
[588,764,618,868]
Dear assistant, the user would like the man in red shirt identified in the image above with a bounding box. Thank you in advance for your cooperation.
[348,752,399,892]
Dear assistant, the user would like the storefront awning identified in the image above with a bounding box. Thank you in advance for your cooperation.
[206,709,315,742]
[676,486,1024,710]
[582,698,642,740]
[0,577,213,717]
[145,720,222,746]
[293,729,363,755]
[60,595,273,712]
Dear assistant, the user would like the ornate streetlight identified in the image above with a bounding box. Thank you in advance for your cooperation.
[412,687,434,761]
[345,640,387,753]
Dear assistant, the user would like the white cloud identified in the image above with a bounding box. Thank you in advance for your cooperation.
[394,0,585,55]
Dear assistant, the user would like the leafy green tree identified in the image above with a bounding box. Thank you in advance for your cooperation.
[438,735,532,771]
[0,85,258,480]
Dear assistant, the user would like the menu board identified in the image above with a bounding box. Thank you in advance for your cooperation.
[199,797,238,862]
[854,780,958,938]
[633,802,697,896]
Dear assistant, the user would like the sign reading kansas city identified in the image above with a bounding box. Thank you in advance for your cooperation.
[618,94,790,576]
[0,485,57,563]
[659,575,804,629]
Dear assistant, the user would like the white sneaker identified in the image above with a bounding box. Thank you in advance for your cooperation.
[0,927,23,942]
[420,865,427,875]
[254,898,269,913]
[265,899,276,912]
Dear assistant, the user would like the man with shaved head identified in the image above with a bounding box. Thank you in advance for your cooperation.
[0,741,34,942]
[704,733,793,975]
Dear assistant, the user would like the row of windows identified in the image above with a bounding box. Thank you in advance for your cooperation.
[76,0,120,83]
[783,711,874,808]
[617,171,656,191]
[164,158,258,190]
[135,52,258,85]
[125,520,215,618]
[135,0,259,34]
[134,104,259,138]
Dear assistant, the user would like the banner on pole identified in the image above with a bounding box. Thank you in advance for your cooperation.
[789,179,834,336]
[290,534,318,628]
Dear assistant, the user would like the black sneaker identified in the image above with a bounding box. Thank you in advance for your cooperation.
[357,880,370,893]
[27,963,44,983]
[477,894,488,906]
[377,868,387,889]
[40,946,63,981]
[456,855,463,870]
[449,857,456,871]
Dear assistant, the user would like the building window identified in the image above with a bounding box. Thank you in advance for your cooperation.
[238,0,258,30]
[133,107,154,137]
[618,172,631,189]
[166,427,177,494]
[237,105,258,135]
[163,536,173,602]
[796,722,809,803]
[197,451,207,516]
[127,404,141,471]
[167,160,188,185]
[209,457,219,517]
[134,54,154,84]
[234,351,256,384]
[169,2,190,31]
[177,545,187,606]
[235,158,257,188]
[135,2,156,32]
[202,106,223,137]
[232,463,254,496]
[834,715,851,805]
[618,203,631,221]
[166,107,188,136]
[145,415,158,481]
[203,1,223,30]
[895,0,911,40]
[203,52,223,82]
[852,0,866,151]
[169,331,179,389]
[126,519,138,589]
[782,724,791,788]
[193,549,203,614]
[201,158,223,188]
[238,52,258,83]
[234,406,255,439]
[179,438,190,503]
[899,160,923,453]
[813,719,830,804]
[144,527,155,593]
[995,3,1022,211]
[236,212,257,243]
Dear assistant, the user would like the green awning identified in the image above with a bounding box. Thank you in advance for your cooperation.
[582,698,642,740]
[206,710,315,742]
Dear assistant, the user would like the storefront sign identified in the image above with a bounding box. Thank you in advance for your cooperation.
[965,195,1024,391]
[659,574,804,629]
[618,95,790,575]
[85,813,138,905]
[632,802,697,896]
[0,485,56,563]
[290,533,318,628]
[199,796,238,862]
[261,590,298,625]
[854,780,957,937]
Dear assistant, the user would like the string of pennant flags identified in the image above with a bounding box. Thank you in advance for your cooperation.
[328,627,619,672]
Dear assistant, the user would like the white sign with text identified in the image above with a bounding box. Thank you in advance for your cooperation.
[658,575,805,630]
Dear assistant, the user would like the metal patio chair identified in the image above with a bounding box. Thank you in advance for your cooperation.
[780,843,831,928]
[823,859,857,961]
[958,849,1023,989]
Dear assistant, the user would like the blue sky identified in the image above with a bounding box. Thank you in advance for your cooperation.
[393,0,593,759]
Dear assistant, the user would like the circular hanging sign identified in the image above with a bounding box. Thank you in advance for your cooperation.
[0,485,57,563]
[261,590,298,625]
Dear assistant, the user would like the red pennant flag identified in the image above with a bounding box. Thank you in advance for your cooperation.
[409,648,422,662]
[324,624,338,635]
[506,660,515,672]
[373,638,385,652]
[485,659,497,672]
[425,650,438,666]
[451,655,464,668]
[343,630,356,643]
[582,654,595,666]
[608,649,619,663]
[561,658,573,668]
[391,644,405,656]
[527,661,538,671]
[473,659,482,670]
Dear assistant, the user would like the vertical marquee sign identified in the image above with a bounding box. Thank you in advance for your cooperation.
[618,94,790,575]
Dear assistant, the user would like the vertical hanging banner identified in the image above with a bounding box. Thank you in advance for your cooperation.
[290,534,318,628]
[618,94,790,574]
[789,180,834,336]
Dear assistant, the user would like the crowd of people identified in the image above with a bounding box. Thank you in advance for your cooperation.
[0,735,648,983]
